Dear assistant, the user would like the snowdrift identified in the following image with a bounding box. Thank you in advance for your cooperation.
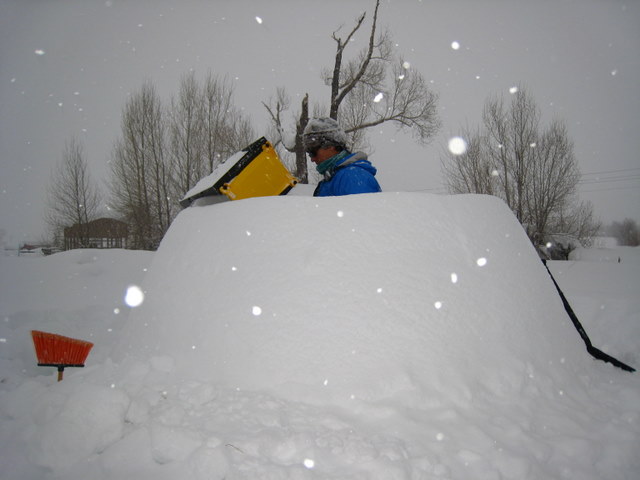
[0,249,153,376]
[2,193,638,479]
[117,192,587,405]
[550,248,640,369]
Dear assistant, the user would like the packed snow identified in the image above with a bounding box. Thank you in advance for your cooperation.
[0,192,638,479]
[181,149,246,205]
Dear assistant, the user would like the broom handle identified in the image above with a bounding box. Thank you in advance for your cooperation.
[542,259,635,372]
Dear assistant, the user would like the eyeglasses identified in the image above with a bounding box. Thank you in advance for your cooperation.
[306,146,320,157]
[304,134,324,157]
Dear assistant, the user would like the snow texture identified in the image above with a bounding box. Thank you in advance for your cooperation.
[0,192,638,479]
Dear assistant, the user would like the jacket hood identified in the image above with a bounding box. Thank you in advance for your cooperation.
[335,152,377,176]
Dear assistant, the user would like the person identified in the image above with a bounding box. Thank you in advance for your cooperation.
[302,117,381,197]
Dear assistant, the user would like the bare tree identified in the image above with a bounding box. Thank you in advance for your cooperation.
[442,86,599,247]
[325,2,389,120]
[442,127,496,195]
[108,80,173,250]
[169,72,256,199]
[264,0,440,183]
[264,88,311,182]
[483,88,539,223]
[609,218,640,246]
[169,71,205,200]
[527,119,582,243]
[45,137,101,248]
[555,200,600,248]
[201,73,254,173]
[108,74,254,249]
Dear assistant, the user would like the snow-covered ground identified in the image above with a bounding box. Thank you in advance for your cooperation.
[0,192,638,479]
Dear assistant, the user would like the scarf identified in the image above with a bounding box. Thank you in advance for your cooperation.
[316,150,351,176]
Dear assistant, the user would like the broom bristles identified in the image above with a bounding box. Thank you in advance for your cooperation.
[31,330,94,366]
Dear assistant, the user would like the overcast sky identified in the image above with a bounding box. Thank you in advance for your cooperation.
[1,0,638,244]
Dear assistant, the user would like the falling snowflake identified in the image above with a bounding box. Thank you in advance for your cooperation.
[124,285,144,307]
[448,137,467,155]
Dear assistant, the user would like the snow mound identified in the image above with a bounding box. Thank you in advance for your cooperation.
[2,193,639,479]
[0,249,152,380]
[0,248,152,317]
[117,192,586,406]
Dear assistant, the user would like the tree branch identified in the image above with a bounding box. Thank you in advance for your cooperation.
[330,1,378,118]
[347,1,379,84]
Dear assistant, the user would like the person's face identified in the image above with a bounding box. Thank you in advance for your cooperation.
[308,145,339,165]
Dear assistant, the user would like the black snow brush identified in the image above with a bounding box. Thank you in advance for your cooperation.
[542,259,635,373]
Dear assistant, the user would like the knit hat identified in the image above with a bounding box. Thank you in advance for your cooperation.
[302,117,348,153]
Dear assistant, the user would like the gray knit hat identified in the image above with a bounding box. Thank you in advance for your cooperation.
[302,117,348,153]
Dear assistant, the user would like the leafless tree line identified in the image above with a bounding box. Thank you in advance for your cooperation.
[45,73,254,250]
[107,73,254,249]
[45,137,101,247]
[606,219,639,246]
[441,86,600,247]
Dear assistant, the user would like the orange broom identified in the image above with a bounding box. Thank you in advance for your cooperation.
[31,330,94,381]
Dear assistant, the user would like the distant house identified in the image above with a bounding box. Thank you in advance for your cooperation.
[64,218,128,250]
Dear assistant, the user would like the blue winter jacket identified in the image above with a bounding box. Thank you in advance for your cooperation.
[313,152,382,197]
